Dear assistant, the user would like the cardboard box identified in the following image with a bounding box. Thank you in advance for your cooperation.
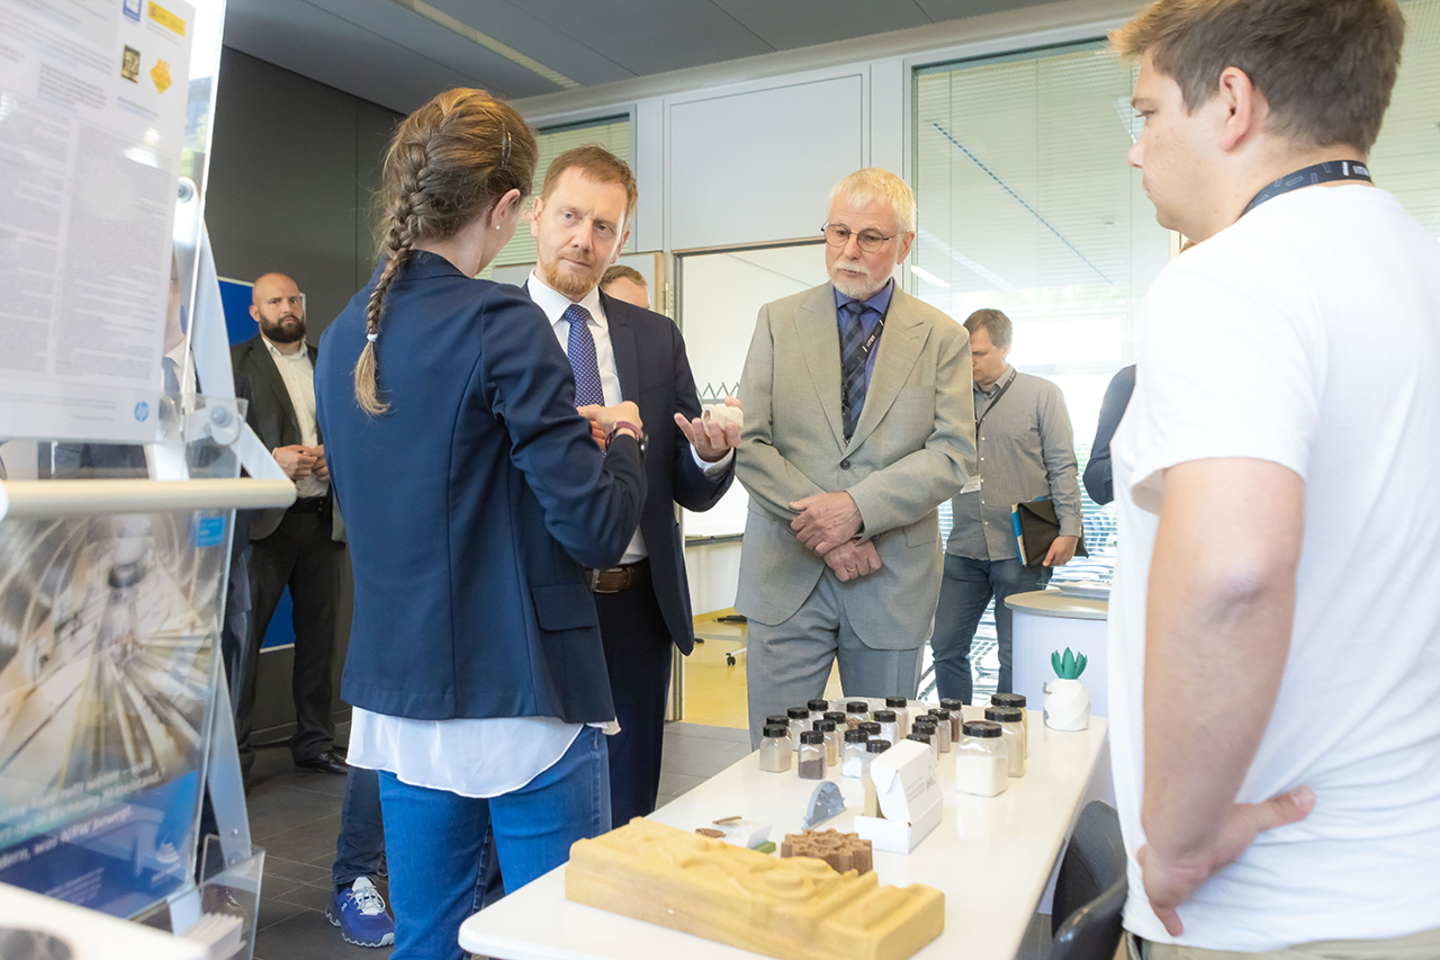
[853,740,943,853]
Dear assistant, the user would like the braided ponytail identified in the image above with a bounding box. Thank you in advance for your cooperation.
[354,88,538,416]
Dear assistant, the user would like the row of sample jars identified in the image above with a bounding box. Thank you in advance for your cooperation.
[955,694,1029,798]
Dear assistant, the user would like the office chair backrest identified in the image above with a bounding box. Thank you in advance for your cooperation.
[1049,800,1127,960]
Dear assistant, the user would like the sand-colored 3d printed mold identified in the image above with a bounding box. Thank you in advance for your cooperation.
[566,818,943,960]
[781,829,873,875]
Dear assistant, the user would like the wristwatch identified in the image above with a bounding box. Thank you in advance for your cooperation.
[606,421,647,456]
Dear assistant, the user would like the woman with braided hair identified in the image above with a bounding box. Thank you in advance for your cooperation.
[314,88,646,960]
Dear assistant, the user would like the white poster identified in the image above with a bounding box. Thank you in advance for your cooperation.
[0,0,195,443]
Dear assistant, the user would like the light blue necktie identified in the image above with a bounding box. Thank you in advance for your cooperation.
[565,304,604,406]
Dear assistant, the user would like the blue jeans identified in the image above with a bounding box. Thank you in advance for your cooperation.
[377,727,610,960]
[332,766,385,888]
[931,554,1051,703]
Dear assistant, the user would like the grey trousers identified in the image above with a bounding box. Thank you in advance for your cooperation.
[745,571,923,748]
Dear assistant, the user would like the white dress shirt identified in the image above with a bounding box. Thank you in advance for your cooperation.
[262,336,328,498]
[527,270,731,566]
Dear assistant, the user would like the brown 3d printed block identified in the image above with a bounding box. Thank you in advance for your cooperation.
[566,818,943,960]
[781,829,873,875]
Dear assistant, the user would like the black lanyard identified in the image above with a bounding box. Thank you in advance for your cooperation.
[1241,160,1372,217]
[842,294,892,365]
[975,368,1017,430]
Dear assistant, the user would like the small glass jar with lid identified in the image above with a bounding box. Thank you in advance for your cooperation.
[933,705,961,743]
[797,730,826,779]
[841,729,869,777]
[925,710,952,753]
[873,709,900,744]
[955,720,1008,796]
[808,699,830,721]
[759,724,792,773]
[813,718,840,766]
[991,693,1028,756]
[884,696,910,732]
[984,705,1026,777]
[910,721,940,762]
[845,700,871,729]
[765,714,792,746]
[787,706,811,748]
[863,737,890,779]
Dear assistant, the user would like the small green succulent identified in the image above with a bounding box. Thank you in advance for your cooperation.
[1051,647,1088,679]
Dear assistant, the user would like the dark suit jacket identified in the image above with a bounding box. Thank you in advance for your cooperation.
[232,335,334,542]
[315,253,646,723]
[596,292,734,655]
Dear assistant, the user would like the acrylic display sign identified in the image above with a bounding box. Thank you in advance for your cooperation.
[0,509,226,917]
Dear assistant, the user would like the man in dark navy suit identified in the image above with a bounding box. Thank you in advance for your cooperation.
[525,146,740,826]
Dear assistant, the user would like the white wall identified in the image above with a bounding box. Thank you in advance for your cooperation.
[512,0,1137,615]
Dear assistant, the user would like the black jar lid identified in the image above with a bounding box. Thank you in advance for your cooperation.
[799,730,825,745]
[808,699,830,712]
[873,709,897,723]
[867,739,891,753]
[787,706,810,720]
[991,693,1027,710]
[940,698,965,712]
[846,700,870,713]
[906,732,931,744]
[885,697,908,708]
[963,719,1003,738]
[813,719,836,732]
[844,729,868,743]
[763,724,789,738]
[824,711,847,724]
[912,718,937,732]
[929,708,951,720]
[985,706,1023,723]
[859,722,881,737]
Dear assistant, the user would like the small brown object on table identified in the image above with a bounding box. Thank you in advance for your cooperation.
[780,829,873,875]
[695,828,725,838]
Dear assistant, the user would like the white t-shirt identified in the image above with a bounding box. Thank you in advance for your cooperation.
[1109,185,1440,950]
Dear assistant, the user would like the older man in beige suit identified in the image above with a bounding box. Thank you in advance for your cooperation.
[736,168,975,745]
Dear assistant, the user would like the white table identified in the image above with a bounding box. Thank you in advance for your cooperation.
[459,709,1109,960]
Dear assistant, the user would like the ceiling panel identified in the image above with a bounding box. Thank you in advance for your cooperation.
[223,0,557,110]
[712,0,934,50]
[422,0,639,87]
[913,0,1066,24]
[508,0,775,75]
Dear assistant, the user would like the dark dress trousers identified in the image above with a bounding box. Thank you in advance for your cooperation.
[586,292,733,825]
[314,252,645,725]
[232,335,345,763]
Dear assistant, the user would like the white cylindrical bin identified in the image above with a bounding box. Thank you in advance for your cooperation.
[1005,591,1108,723]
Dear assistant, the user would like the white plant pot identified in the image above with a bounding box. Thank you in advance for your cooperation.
[1044,678,1091,731]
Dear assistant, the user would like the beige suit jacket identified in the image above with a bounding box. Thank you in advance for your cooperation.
[734,282,976,648]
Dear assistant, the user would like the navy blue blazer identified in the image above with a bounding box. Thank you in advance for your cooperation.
[593,292,733,655]
[315,252,646,723]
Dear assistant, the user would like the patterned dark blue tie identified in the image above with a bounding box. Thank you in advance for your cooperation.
[840,300,869,439]
[564,304,604,406]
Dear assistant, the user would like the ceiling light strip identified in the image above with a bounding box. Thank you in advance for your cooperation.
[389,0,580,90]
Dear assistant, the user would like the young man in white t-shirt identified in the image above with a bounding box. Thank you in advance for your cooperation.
[1107,1,1440,957]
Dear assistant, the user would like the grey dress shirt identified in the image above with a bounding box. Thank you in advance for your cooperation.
[946,368,1082,560]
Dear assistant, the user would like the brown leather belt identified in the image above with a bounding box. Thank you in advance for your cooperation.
[586,558,650,594]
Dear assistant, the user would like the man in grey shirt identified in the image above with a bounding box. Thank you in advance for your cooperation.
[932,308,1083,703]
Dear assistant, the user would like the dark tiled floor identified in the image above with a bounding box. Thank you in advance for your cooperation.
[245,721,1054,960]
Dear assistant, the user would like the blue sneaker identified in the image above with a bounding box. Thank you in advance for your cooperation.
[327,876,395,947]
